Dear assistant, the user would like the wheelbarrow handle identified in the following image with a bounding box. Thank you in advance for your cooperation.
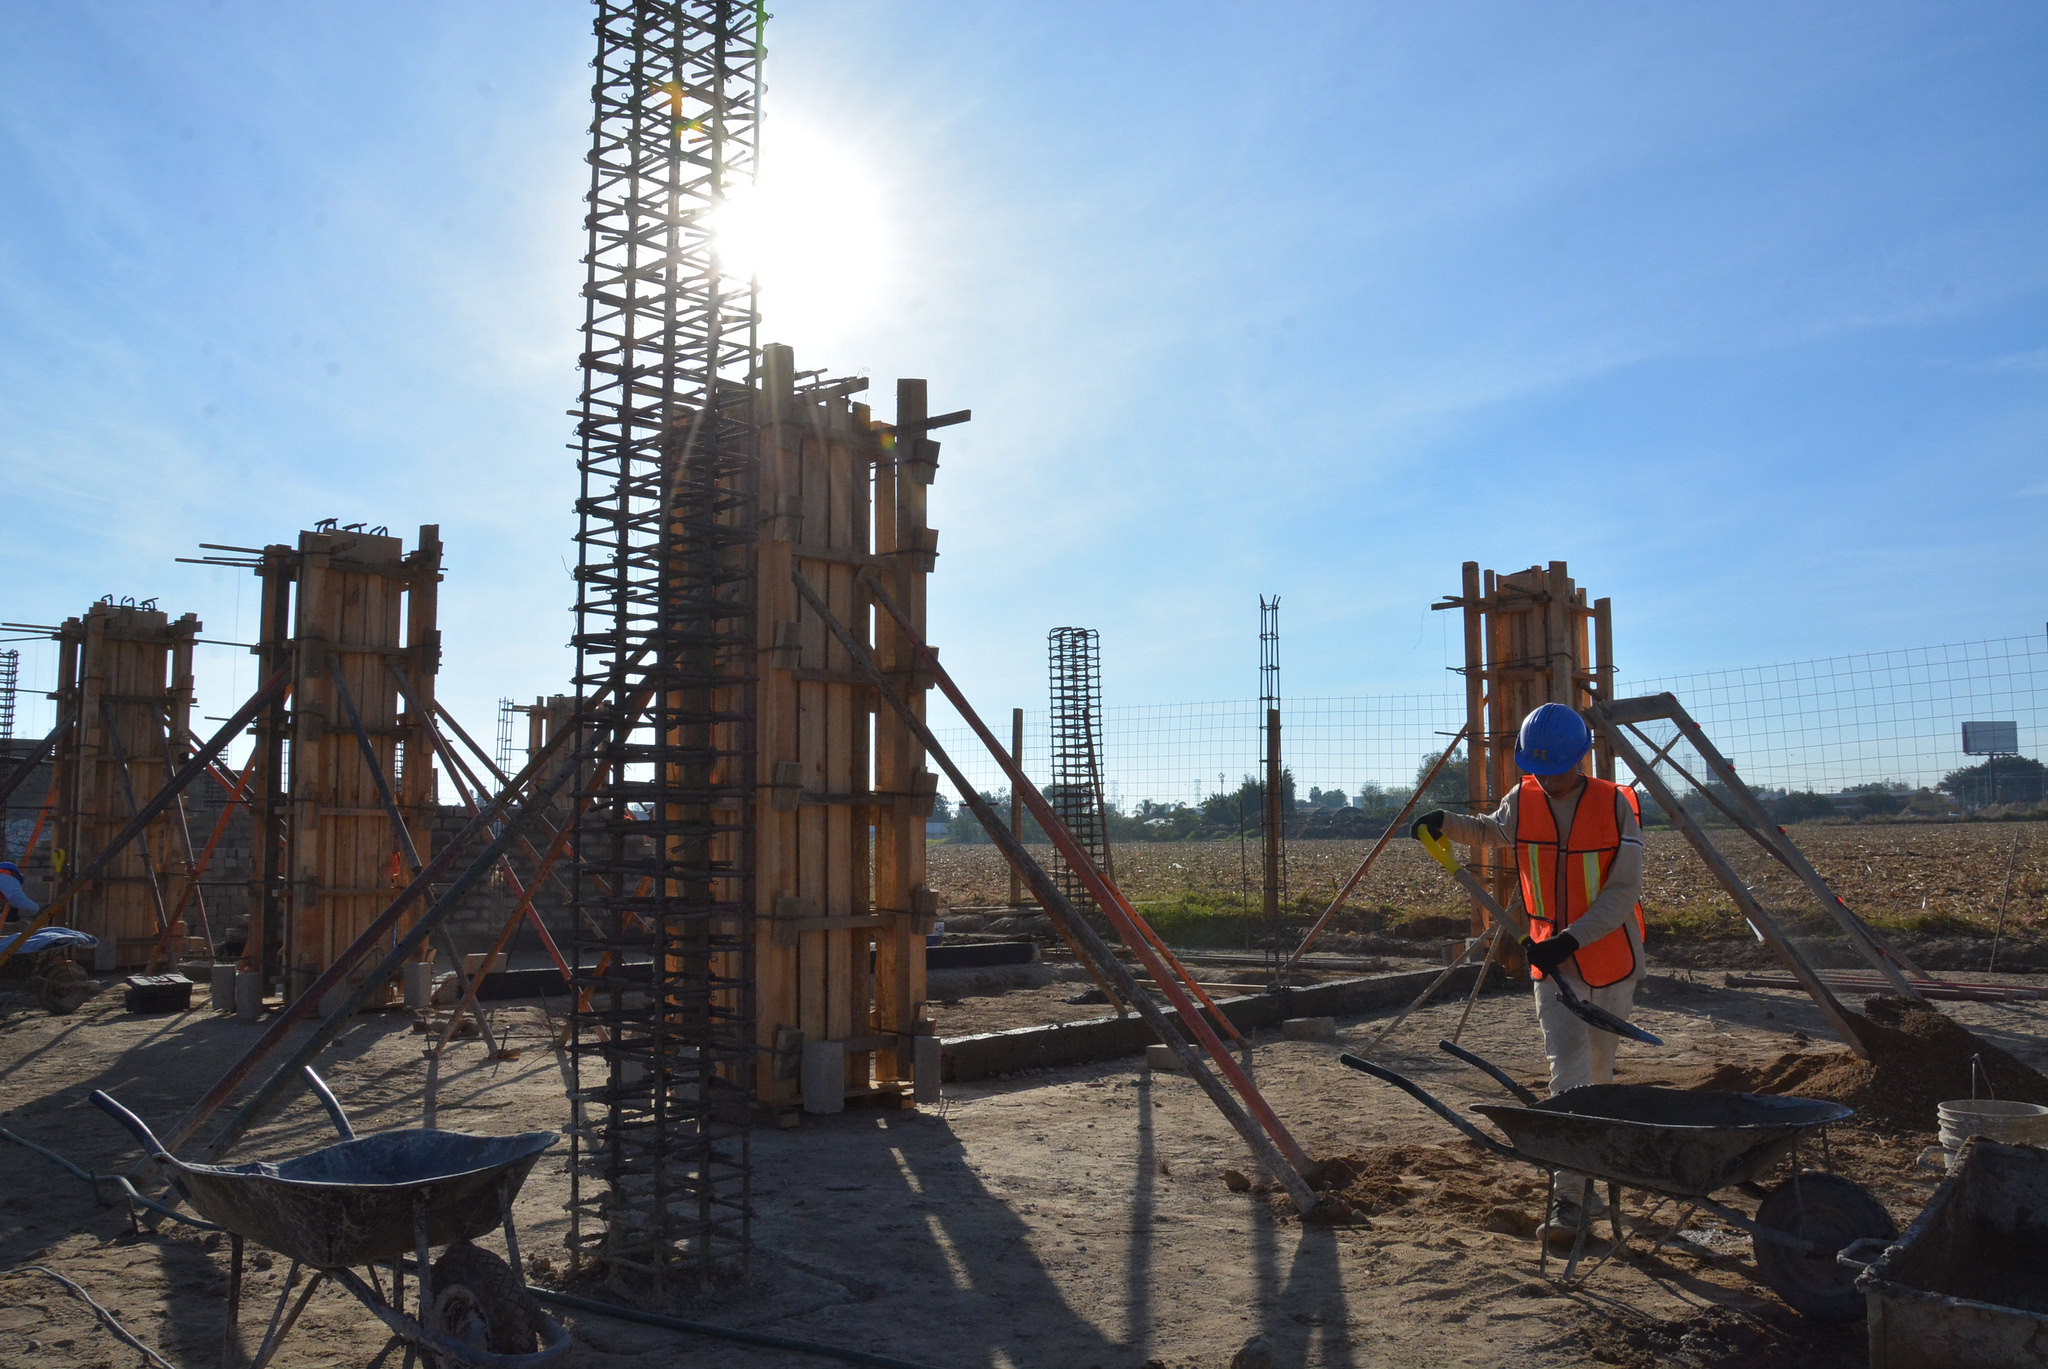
[301,1066,356,1142]
[90,1089,174,1162]
[1437,1039,1542,1106]
[1835,1235,1893,1273]
[1338,1054,1525,1165]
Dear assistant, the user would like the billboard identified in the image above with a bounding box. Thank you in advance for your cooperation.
[1961,721,2019,756]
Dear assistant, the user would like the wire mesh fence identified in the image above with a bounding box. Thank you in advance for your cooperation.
[929,630,2048,817]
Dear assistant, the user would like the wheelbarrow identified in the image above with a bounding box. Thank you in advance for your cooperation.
[91,1066,570,1367]
[0,925,96,1014]
[1341,1041,1896,1322]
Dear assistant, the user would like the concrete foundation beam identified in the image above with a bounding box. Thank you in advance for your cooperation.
[940,964,1497,1083]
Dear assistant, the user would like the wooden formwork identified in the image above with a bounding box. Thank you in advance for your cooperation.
[248,525,442,1002]
[752,344,943,1108]
[1438,560,1614,929]
[49,602,202,969]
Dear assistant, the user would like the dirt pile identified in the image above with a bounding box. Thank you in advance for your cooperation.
[1267,1142,1544,1233]
[1689,996,2048,1133]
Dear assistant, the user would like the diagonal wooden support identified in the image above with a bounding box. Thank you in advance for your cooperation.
[859,569,1243,1045]
[0,669,290,979]
[159,650,650,1156]
[161,754,254,954]
[1280,724,1469,981]
[0,707,73,809]
[196,747,585,1163]
[327,656,496,1055]
[1602,693,1924,999]
[399,680,574,969]
[1589,698,1871,1058]
[798,569,1318,1212]
[1659,705,1927,989]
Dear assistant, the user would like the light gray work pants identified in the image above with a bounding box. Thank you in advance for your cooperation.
[1535,964,1642,1211]
[1534,966,1641,1095]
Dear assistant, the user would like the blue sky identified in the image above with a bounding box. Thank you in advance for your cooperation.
[1,1,2043,756]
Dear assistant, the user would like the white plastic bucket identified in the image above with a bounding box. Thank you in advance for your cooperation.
[1937,1099,2048,1152]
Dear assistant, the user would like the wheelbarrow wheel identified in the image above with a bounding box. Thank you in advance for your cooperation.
[427,1242,543,1361]
[1752,1172,1894,1323]
[33,958,92,1015]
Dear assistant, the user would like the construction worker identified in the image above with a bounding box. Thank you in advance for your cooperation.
[0,859,39,923]
[1412,702,1646,1237]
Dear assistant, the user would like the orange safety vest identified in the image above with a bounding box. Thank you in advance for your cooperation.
[1516,775,1646,988]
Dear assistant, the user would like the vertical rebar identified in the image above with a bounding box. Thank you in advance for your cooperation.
[1259,596,1284,958]
[568,0,762,1289]
[494,699,516,782]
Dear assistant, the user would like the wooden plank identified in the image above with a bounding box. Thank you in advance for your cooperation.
[796,394,834,1051]
[752,345,802,1105]
[1592,596,1616,781]
[825,421,859,1087]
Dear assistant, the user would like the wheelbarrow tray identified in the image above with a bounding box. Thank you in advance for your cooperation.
[1473,1084,1852,1198]
[1853,1138,2048,1368]
[162,1128,558,1269]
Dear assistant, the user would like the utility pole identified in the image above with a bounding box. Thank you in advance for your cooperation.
[1008,707,1024,906]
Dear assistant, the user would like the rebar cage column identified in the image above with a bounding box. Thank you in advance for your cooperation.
[567,0,762,1288]
[1047,628,1111,911]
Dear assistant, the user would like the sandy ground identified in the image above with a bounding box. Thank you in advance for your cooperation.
[4,965,2041,1369]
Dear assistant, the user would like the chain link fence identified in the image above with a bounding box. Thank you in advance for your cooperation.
[929,631,2048,816]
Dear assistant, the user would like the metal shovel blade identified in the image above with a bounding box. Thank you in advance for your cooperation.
[1554,980,1663,1045]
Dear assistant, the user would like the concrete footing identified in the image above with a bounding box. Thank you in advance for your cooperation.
[941,965,1495,1083]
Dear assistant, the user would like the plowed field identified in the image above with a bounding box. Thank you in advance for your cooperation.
[928,822,2046,937]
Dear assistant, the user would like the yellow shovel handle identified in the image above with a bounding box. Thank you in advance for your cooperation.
[1418,826,1461,875]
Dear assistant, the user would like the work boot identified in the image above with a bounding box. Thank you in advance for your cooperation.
[1543,1186,1606,1244]
[1544,1194,1585,1243]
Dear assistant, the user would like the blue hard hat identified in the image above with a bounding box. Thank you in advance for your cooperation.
[1515,703,1592,775]
[0,861,20,878]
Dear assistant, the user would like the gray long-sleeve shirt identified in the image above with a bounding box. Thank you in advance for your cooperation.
[1441,780,1645,950]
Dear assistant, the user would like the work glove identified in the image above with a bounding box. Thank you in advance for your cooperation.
[1522,931,1579,976]
[1410,810,1446,843]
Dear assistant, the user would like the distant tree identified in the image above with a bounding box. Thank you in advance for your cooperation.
[1199,770,1296,828]
[1352,782,1406,819]
[945,791,1050,844]
[1414,748,1468,810]
[1939,756,2047,809]
[1844,781,1903,817]
[1306,786,1349,810]
[1772,791,1837,824]
[931,793,953,822]
[1681,779,1741,827]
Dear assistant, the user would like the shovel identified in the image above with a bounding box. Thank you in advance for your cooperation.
[1417,827,1661,1046]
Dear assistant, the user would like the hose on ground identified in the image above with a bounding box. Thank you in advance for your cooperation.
[7,1126,941,1369]
[1,1264,180,1369]
[0,1124,220,1232]
[530,1287,947,1369]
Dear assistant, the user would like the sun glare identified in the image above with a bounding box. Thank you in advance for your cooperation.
[709,123,890,345]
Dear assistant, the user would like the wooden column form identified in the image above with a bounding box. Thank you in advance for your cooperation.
[751,347,955,1108]
[49,602,202,969]
[1434,560,1611,932]
[873,377,937,1088]
[250,525,443,1002]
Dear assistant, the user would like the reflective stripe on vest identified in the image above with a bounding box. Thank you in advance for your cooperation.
[1516,775,1646,988]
